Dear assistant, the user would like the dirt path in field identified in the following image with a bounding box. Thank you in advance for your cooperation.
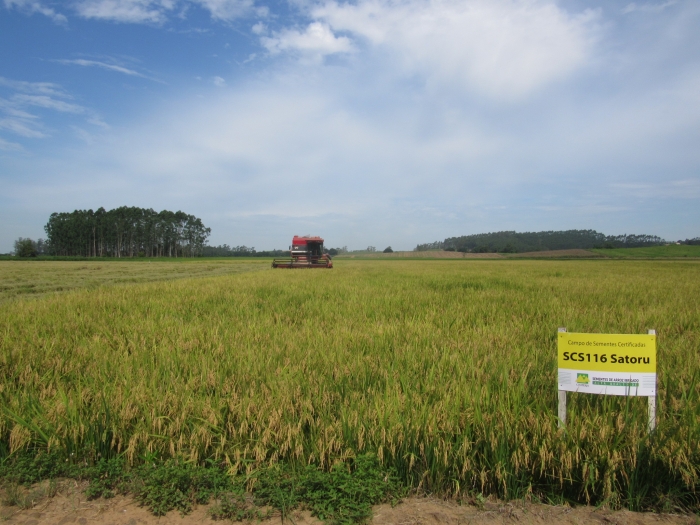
[1,481,695,525]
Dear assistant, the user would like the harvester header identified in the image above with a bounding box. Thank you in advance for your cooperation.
[272,235,333,269]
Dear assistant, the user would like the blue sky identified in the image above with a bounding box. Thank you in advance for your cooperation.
[1,0,699,252]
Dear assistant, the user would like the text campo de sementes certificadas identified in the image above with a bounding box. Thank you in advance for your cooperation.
[562,339,651,365]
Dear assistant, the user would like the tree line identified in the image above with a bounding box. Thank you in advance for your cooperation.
[201,245,288,257]
[43,207,211,257]
[414,230,696,254]
[201,245,350,257]
[13,238,48,257]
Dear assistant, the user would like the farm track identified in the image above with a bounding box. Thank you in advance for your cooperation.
[1,485,696,525]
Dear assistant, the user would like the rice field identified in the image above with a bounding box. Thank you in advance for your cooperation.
[0,259,267,303]
[589,245,700,258]
[1,259,699,510]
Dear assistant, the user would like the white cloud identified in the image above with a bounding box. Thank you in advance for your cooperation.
[621,1,677,15]
[261,22,355,58]
[4,79,506,238]
[190,0,254,20]
[303,0,599,100]
[3,0,67,23]
[73,0,176,23]
[69,0,254,22]
[212,76,226,86]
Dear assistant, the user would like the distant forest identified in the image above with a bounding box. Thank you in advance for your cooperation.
[18,215,698,258]
[44,207,211,257]
[201,245,288,257]
[415,230,700,253]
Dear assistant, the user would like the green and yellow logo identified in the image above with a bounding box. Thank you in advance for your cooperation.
[576,373,590,384]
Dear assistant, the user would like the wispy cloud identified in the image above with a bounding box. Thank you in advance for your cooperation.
[70,0,255,23]
[622,1,677,15]
[0,137,23,151]
[0,77,69,98]
[87,116,110,129]
[3,0,67,23]
[13,94,85,113]
[0,77,105,142]
[0,100,38,120]
[5,0,260,26]
[190,0,254,21]
[610,179,700,199]
[55,59,144,77]
[73,0,174,23]
[0,117,47,138]
[53,58,164,82]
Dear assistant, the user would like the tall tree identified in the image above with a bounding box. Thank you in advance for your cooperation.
[44,207,211,257]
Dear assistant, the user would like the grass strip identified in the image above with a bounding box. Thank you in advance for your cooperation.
[0,451,405,523]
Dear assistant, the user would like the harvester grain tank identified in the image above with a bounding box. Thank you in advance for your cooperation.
[272,235,333,268]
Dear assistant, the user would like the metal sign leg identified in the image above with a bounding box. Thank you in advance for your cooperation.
[647,329,656,434]
[558,390,566,428]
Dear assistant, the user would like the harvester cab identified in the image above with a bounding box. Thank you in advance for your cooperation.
[272,235,333,269]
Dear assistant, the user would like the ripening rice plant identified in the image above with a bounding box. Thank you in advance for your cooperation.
[1,259,699,510]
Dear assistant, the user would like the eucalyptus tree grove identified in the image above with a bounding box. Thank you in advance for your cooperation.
[44,207,211,257]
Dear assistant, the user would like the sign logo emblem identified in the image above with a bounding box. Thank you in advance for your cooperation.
[576,373,589,384]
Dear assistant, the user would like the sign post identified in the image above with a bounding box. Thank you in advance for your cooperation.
[557,328,657,432]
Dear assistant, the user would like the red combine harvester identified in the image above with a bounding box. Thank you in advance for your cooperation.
[272,235,333,269]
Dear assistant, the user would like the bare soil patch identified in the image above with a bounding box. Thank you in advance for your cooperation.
[1,481,695,525]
